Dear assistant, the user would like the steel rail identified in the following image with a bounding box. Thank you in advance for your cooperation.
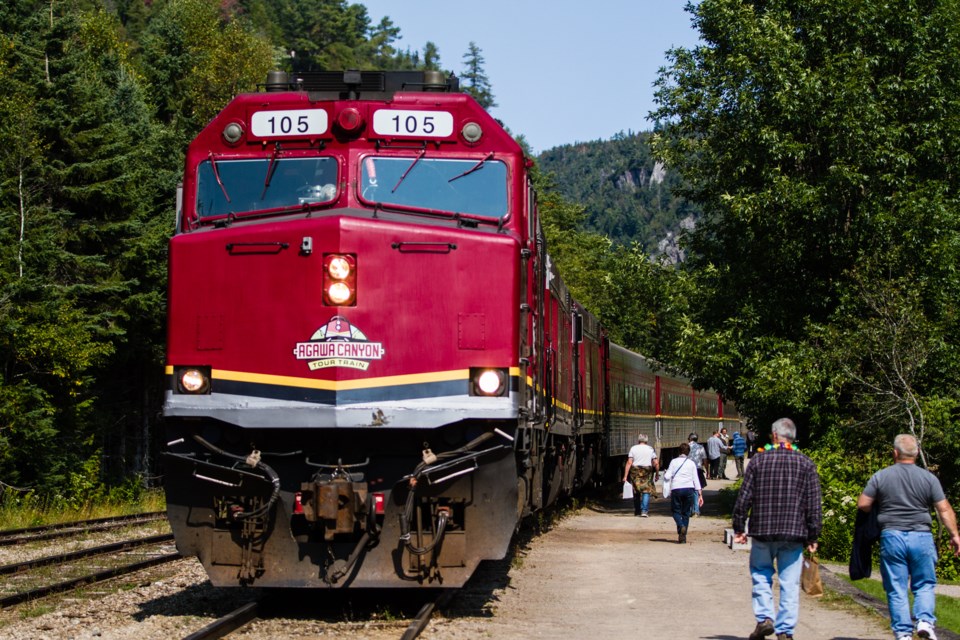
[0,512,168,546]
[399,599,437,640]
[181,600,260,640]
[0,533,174,576]
[400,590,454,640]
[0,551,182,608]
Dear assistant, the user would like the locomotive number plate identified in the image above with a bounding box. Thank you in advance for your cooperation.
[251,109,328,138]
[372,110,454,138]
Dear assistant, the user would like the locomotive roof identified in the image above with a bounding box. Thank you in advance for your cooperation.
[262,69,461,101]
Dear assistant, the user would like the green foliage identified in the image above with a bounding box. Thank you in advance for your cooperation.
[650,0,960,473]
[535,166,613,315]
[806,444,882,561]
[716,483,740,513]
[273,0,378,72]
[140,0,274,134]
[0,485,165,530]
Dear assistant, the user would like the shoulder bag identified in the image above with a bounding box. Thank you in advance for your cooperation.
[662,458,689,499]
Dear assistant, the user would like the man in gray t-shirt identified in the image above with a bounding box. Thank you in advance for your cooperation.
[858,434,960,640]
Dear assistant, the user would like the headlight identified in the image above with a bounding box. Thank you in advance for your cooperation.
[327,282,353,305]
[176,367,211,394]
[323,253,356,306]
[470,368,507,397]
[328,256,351,280]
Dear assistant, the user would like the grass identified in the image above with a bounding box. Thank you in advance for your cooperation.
[838,573,960,634]
[0,489,166,530]
[18,604,56,619]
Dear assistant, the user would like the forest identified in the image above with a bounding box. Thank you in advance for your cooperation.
[0,0,499,503]
[4,0,960,573]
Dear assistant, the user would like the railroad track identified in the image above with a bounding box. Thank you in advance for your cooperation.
[180,590,454,640]
[0,533,181,608]
[0,511,167,546]
[0,512,181,608]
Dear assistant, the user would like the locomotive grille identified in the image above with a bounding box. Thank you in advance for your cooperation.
[263,70,459,98]
[296,71,386,93]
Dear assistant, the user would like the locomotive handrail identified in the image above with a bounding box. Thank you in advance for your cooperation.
[391,241,457,253]
[194,472,244,488]
[424,459,477,485]
[403,444,509,484]
[225,241,289,254]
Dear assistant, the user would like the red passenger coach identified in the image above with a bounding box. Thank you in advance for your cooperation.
[162,70,737,590]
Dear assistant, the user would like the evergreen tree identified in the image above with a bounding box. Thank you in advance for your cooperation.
[461,41,496,109]
[0,2,178,495]
[140,0,274,141]
[422,41,441,70]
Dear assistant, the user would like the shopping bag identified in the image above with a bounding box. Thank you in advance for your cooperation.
[801,554,824,597]
[622,481,633,500]
[661,477,672,499]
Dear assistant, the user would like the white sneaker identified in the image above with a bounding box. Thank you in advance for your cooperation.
[898,635,914,640]
[917,619,938,640]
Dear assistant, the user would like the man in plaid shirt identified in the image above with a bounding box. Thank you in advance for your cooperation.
[733,418,822,640]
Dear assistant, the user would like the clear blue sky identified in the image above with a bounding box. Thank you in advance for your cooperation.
[360,1,701,154]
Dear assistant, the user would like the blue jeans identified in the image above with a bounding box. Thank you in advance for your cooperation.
[749,539,804,635]
[879,529,938,637]
[671,488,695,531]
[633,490,651,515]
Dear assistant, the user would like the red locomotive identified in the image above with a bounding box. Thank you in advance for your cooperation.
[163,70,739,588]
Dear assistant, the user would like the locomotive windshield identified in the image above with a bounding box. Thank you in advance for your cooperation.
[359,156,508,218]
[196,157,338,218]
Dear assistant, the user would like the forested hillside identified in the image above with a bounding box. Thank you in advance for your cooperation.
[537,131,700,258]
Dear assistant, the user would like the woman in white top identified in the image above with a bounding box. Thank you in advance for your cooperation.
[663,442,703,543]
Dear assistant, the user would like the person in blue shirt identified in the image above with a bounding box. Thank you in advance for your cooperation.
[732,431,747,478]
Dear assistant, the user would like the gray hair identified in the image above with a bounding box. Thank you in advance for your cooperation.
[771,418,797,442]
[636,434,648,443]
[894,434,919,458]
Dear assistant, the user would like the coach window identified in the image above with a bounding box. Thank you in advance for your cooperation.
[359,155,508,218]
[196,157,338,218]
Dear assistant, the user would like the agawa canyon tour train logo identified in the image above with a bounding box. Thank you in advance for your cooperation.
[294,316,385,371]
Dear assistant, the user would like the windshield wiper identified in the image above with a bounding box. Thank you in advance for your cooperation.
[392,149,425,193]
[260,143,282,200]
[448,152,494,183]
[209,152,231,203]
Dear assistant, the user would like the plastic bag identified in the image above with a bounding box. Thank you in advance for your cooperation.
[662,477,672,499]
[622,481,634,500]
[801,554,824,597]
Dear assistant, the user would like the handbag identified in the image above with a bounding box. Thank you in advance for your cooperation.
[622,481,634,500]
[801,553,824,597]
